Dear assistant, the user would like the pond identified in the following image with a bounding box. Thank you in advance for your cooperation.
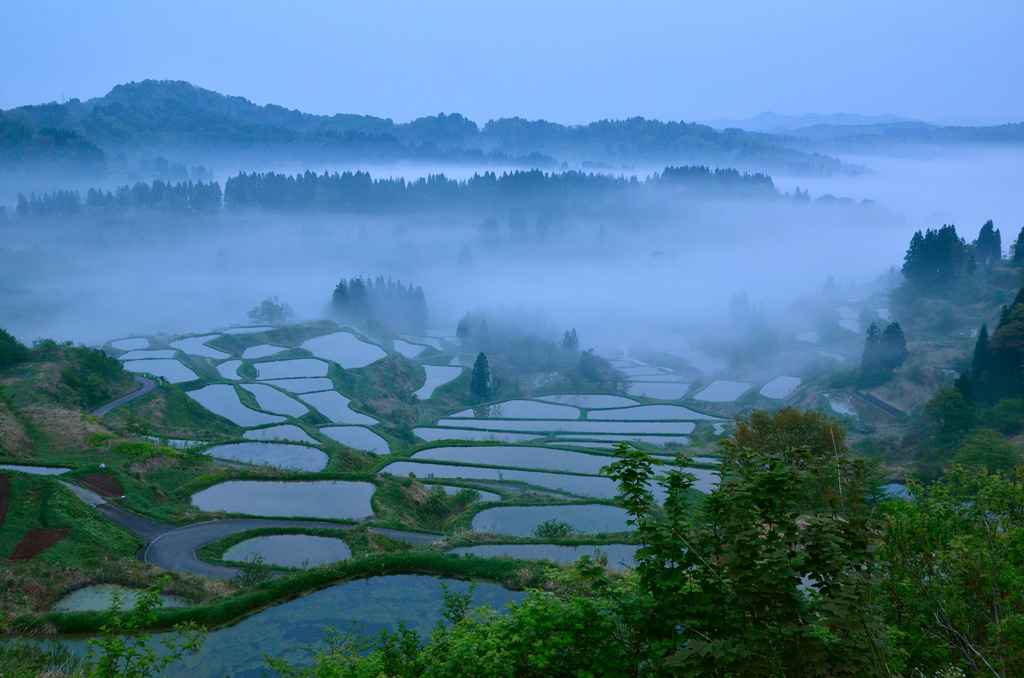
[54,585,187,612]
[693,380,752,402]
[300,391,377,425]
[170,335,230,359]
[472,505,633,536]
[411,446,613,475]
[413,428,542,444]
[320,425,390,453]
[452,400,580,420]
[192,481,376,519]
[122,359,198,383]
[240,384,310,418]
[301,332,387,369]
[760,376,802,399]
[110,337,150,351]
[222,534,352,568]
[186,385,286,427]
[202,442,327,472]
[587,405,716,421]
[0,464,69,475]
[255,359,329,379]
[217,359,242,380]
[450,543,638,570]
[434,419,696,435]
[116,349,177,360]
[413,365,462,400]
[241,345,286,360]
[626,382,690,400]
[380,461,619,498]
[393,339,426,358]
[243,425,318,444]
[536,394,639,409]
[156,575,523,677]
[262,377,335,394]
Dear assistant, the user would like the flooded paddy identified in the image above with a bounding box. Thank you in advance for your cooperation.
[825,393,856,416]
[627,382,690,400]
[431,485,501,502]
[472,505,633,536]
[186,385,286,427]
[54,585,187,612]
[380,461,620,498]
[202,442,327,471]
[116,349,177,360]
[122,359,198,383]
[413,428,542,443]
[411,446,613,475]
[536,394,639,408]
[434,419,696,435]
[300,391,377,425]
[413,365,462,399]
[548,434,691,447]
[243,425,318,444]
[261,377,335,394]
[301,332,386,369]
[217,360,242,379]
[240,384,310,418]
[192,480,376,519]
[320,426,390,453]
[670,350,727,375]
[0,464,69,475]
[109,337,150,351]
[221,326,272,334]
[255,359,329,379]
[452,400,581,420]
[760,376,802,399]
[393,339,426,358]
[223,535,352,568]
[451,543,638,570]
[241,345,286,360]
[693,380,753,402]
[171,335,229,359]
[587,405,716,421]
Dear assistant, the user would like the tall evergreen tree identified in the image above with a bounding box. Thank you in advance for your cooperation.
[970,324,990,391]
[861,322,883,372]
[561,328,579,352]
[974,219,1002,267]
[470,352,491,399]
[880,321,909,369]
[1012,225,1024,265]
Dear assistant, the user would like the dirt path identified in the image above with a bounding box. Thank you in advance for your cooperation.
[91,376,158,419]
[852,390,904,417]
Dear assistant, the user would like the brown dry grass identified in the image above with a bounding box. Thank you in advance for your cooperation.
[21,407,108,452]
[0,405,33,456]
[128,456,176,474]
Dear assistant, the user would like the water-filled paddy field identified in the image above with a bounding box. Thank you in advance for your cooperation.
[262,377,335,393]
[450,543,638,570]
[413,428,541,443]
[537,394,639,408]
[240,384,310,418]
[453,400,581,419]
[0,464,70,475]
[301,332,386,368]
[202,442,327,471]
[411,446,614,475]
[222,534,352,568]
[760,376,802,399]
[110,337,150,351]
[300,391,377,425]
[192,480,376,519]
[434,419,696,435]
[122,359,198,383]
[243,425,318,444]
[255,359,329,379]
[54,585,187,612]
[693,380,753,402]
[171,335,229,359]
[472,505,633,536]
[320,425,390,453]
[414,365,462,399]
[187,385,285,427]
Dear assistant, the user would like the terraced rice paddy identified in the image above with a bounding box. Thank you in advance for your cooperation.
[187,385,286,427]
[191,480,376,519]
[450,543,638,570]
[122,359,198,383]
[54,585,186,612]
[241,345,286,360]
[110,337,150,351]
[434,419,696,435]
[413,428,542,443]
[411,446,613,475]
[414,365,462,399]
[261,377,335,394]
[223,535,352,568]
[760,376,802,399]
[217,360,242,379]
[380,461,620,498]
[117,349,177,360]
[431,485,501,502]
[240,384,310,418]
[0,465,69,475]
[670,350,726,375]
[537,394,638,408]
[220,326,272,334]
[548,434,691,447]
[825,393,856,416]
[171,335,229,359]
[243,425,318,444]
[301,332,386,368]
[300,391,377,425]
[393,340,426,358]
[627,382,690,400]
[472,504,633,536]
[694,380,752,402]
[452,400,580,419]
[320,426,390,453]
[202,442,327,471]
[587,405,715,420]
[255,359,329,379]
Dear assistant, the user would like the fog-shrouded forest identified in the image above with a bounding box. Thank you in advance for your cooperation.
[2,45,1024,678]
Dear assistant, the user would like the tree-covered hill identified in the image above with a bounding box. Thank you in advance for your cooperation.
[0,109,105,170]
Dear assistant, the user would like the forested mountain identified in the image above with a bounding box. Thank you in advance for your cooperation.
[3,80,846,175]
[0,109,105,170]
[769,119,1024,153]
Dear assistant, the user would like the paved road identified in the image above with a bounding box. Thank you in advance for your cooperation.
[91,376,158,418]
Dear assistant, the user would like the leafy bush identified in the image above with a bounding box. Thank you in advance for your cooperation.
[0,327,29,368]
[532,519,578,538]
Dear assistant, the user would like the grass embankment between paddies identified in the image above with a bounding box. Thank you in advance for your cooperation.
[39,550,552,635]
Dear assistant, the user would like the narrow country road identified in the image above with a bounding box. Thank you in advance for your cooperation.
[91,376,158,418]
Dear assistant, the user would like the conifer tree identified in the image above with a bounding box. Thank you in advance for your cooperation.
[470,352,490,399]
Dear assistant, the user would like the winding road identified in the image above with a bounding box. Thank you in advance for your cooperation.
[91,376,158,418]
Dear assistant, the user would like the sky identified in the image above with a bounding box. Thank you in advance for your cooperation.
[1,0,1022,125]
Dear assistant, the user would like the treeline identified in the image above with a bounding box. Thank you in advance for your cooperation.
[12,179,223,218]
[329,276,428,334]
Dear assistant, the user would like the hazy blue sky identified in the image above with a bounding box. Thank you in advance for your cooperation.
[2,0,1022,125]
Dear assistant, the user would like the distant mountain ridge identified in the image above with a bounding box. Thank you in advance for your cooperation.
[1,79,848,176]
[702,112,917,133]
